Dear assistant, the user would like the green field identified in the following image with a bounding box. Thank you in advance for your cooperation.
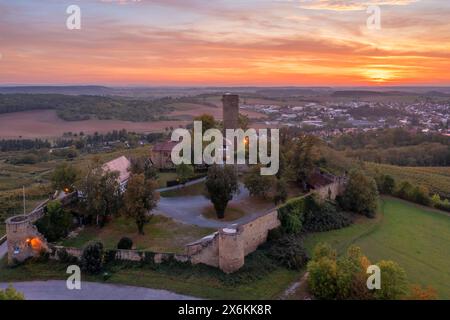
[305,197,450,299]
[365,163,450,198]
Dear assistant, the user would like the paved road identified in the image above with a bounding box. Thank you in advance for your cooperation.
[0,281,199,300]
[0,241,7,259]
[156,183,275,229]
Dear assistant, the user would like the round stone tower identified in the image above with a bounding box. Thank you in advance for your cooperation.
[6,214,48,265]
[218,227,244,273]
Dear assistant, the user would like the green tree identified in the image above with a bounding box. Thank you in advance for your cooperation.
[35,200,72,242]
[312,242,337,261]
[336,246,373,300]
[129,156,146,174]
[129,156,159,180]
[396,181,414,200]
[431,193,441,207]
[340,170,379,218]
[376,174,395,195]
[273,178,288,205]
[123,174,159,234]
[0,285,25,300]
[79,160,122,226]
[290,135,319,187]
[81,241,104,274]
[205,165,238,219]
[243,165,275,199]
[374,260,408,300]
[194,114,217,134]
[176,163,195,185]
[307,256,338,300]
[411,186,430,206]
[238,113,250,130]
[51,163,78,192]
[117,237,133,250]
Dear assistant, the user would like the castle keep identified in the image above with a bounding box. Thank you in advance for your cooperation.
[222,93,239,131]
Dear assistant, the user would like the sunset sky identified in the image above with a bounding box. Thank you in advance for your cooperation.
[0,0,449,86]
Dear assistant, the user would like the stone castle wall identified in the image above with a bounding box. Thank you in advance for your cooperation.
[314,177,346,201]
[6,179,345,273]
[185,178,345,273]
[186,209,280,273]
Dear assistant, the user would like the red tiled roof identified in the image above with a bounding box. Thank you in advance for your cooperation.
[102,156,131,183]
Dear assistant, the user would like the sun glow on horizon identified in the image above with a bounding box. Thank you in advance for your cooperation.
[0,0,449,86]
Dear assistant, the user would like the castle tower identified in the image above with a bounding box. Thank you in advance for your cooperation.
[6,215,49,265]
[222,94,239,131]
[218,228,244,273]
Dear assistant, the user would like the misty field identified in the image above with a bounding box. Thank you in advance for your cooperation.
[168,101,266,120]
[0,110,189,139]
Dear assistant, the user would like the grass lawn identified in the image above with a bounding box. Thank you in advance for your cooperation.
[60,215,215,253]
[0,256,299,300]
[160,181,206,197]
[202,205,246,222]
[156,172,178,188]
[304,197,450,299]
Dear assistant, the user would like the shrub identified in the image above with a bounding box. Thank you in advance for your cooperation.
[307,244,413,300]
[340,170,379,218]
[81,241,104,274]
[56,248,78,264]
[302,198,352,232]
[104,250,118,265]
[0,285,25,300]
[373,260,408,300]
[376,174,395,195]
[266,227,284,242]
[277,196,306,234]
[141,252,156,268]
[267,235,308,270]
[307,257,337,300]
[117,237,133,250]
[396,181,414,200]
[406,285,438,300]
[279,195,352,234]
[219,250,277,286]
[411,186,430,206]
[335,246,373,300]
[435,199,450,212]
[273,178,288,205]
[312,242,337,261]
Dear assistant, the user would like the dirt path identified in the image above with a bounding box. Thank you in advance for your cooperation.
[279,272,311,300]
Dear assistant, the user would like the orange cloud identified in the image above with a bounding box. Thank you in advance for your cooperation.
[0,0,448,86]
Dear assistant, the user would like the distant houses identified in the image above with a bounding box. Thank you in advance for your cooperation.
[150,141,178,169]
